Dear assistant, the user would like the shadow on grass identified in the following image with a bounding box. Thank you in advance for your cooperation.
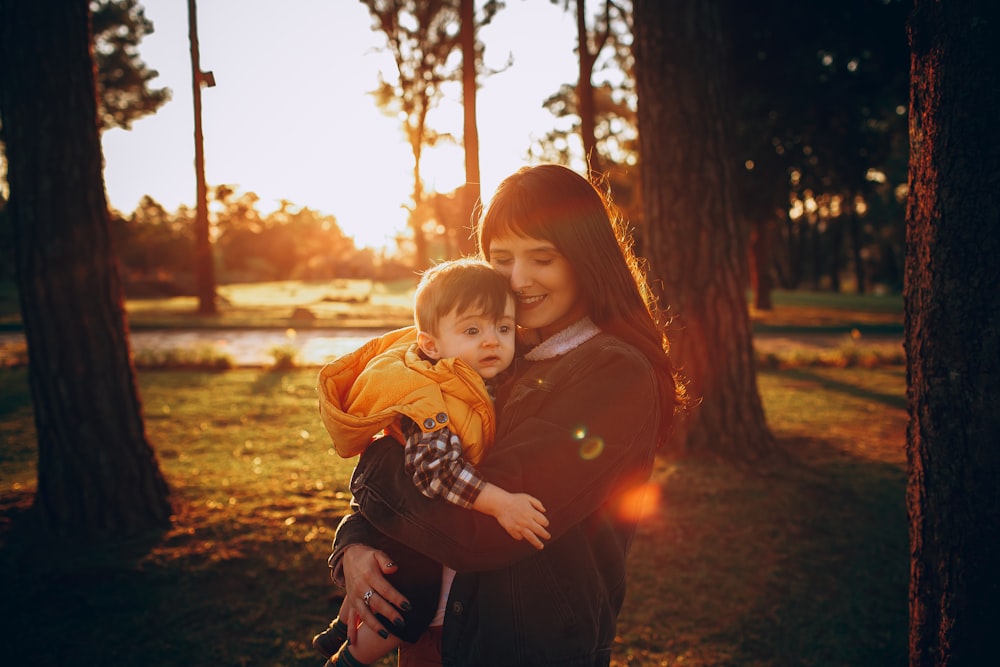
[0,491,348,667]
[733,439,907,666]
[0,367,32,418]
[617,436,907,666]
[780,368,907,411]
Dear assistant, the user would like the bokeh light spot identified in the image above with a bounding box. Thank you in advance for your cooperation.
[618,482,661,523]
[578,437,604,460]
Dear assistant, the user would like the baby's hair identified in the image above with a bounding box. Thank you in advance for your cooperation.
[414,258,513,336]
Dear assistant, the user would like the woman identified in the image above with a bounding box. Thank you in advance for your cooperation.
[328,164,686,667]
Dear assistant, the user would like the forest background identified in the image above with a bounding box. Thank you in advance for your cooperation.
[1,0,910,300]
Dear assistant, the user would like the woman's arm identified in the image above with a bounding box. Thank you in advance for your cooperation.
[405,423,550,548]
[328,508,409,643]
[351,339,660,571]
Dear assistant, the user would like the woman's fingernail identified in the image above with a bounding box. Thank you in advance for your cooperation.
[394,617,406,628]
[378,629,389,639]
[385,561,396,568]
[400,601,412,612]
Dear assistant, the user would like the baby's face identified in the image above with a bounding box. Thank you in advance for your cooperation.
[431,296,516,379]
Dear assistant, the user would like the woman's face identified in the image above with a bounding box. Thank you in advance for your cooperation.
[487,234,589,340]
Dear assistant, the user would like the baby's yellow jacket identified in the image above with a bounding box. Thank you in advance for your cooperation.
[317,326,494,465]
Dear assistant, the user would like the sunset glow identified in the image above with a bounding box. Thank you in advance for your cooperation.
[100,0,579,250]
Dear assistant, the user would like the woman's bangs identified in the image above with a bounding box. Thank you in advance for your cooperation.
[481,193,557,253]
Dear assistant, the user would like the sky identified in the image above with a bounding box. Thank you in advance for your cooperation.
[101,0,579,249]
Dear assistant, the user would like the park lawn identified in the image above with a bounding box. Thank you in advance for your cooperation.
[750,289,903,331]
[0,364,907,666]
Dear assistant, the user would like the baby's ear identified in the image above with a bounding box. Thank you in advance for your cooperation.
[417,331,441,359]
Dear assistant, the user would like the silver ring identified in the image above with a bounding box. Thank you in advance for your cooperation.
[362,589,375,607]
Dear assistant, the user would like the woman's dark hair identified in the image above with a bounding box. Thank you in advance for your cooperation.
[476,164,687,443]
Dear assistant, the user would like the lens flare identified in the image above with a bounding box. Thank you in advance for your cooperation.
[578,437,605,460]
[618,482,661,523]
[572,426,604,460]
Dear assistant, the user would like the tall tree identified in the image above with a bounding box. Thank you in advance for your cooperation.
[187,0,217,314]
[632,0,773,458]
[1,1,168,280]
[0,0,171,535]
[458,0,481,257]
[361,0,500,268]
[92,0,171,131]
[545,0,629,175]
[362,0,463,270]
[571,0,619,173]
[905,1,1000,664]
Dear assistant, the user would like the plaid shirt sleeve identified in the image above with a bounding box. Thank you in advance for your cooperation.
[402,419,486,509]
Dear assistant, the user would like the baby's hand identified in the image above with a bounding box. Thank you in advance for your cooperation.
[495,492,550,549]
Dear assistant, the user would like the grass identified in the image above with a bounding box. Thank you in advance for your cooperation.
[749,290,903,333]
[618,367,907,666]
[0,363,908,666]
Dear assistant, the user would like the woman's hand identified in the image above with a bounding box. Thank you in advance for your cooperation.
[338,544,409,645]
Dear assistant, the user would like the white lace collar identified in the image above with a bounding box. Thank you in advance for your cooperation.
[524,317,601,361]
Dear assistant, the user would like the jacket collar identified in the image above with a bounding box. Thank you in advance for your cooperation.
[524,317,600,361]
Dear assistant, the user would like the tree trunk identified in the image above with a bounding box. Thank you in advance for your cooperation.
[776,210,800,289]
[459,0,480,257]
[410,136,429,270]
[187,0,218,314]
[575,0,599,172]
[807,216,822,289]
[828,216,843,293]
[905,1,1000,664]
[847,194,867,294]
[790,212,806,288]
[749,218,774,311]
[0,0,172,536]
[633,0,773,459]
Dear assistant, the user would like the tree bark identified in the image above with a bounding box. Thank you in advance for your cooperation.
[828,216,843,293]
[633,0,773,459]
[749,218,774,311]
[848,200,867,294]
[575,0,599,172]
[0,0,172,536]
[187,0,218,314]
[905,1,1000,664]
[459,0,481,257]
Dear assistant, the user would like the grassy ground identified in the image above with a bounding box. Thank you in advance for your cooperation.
[0,362,907,666]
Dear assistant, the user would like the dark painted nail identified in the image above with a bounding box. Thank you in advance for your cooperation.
[378,629,389,639]
[400,601,412,612]
[394,617,406,628]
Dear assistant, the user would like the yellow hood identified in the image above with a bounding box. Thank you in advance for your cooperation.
[317,326,495,464]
